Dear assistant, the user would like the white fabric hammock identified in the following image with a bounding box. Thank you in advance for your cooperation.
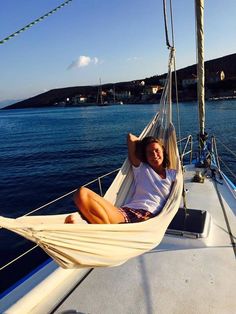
[0,50,183,269]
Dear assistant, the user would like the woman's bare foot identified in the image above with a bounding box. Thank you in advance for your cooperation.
[64,214,76,224]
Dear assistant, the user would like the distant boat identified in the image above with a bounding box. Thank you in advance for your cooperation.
[97,78,109,106]
[96,82,124,106]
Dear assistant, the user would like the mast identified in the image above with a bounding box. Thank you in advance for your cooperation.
[100,78,103,105]
[195,0,205,140]
[113,85,116,103]
[97,78,103,105]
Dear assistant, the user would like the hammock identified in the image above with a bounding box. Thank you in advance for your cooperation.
[0,49,183,269]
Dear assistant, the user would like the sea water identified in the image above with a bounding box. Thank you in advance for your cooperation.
[0,101,235,293]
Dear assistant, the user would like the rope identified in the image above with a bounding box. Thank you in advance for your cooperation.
[216,138,236,159]
[213,178,236,257]
[21,169,120,216]
[219,157,236,182]
[162,0,172,48]
[0,168,120,226]
[211,136,221,170]
[162,0,182,152]
[0,168,121,271]
[0,0,73,45]
[162,1,186,211]
[0,245,39,271]
[169,0,182,152]
[24,188,77,217]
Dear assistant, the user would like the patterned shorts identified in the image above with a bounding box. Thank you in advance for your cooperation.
[118,207,154,223]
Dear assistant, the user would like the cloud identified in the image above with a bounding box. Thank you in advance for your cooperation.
[126,56,142,62]
[68,55,99,70]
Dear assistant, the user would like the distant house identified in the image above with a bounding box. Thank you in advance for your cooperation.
[72,95,87,104]
[206,70,225,83]
[182,70,225,88]
[144,85,162,95]
[182,74,198,88]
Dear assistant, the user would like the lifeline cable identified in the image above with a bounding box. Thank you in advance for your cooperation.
[219,157,236,182]
[216,138,236,159]
[213,179,236,258]
[0,0,73,45]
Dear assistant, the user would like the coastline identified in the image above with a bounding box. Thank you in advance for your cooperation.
[2,53,236,110]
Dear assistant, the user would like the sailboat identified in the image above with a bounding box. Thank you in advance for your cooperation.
[0,0,235,313]
[97,78,109,106]
[112,84,123,105]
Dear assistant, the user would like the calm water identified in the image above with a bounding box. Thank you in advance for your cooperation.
[0,101,235,293]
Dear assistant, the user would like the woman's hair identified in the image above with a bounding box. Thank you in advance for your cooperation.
[136,136,170,168]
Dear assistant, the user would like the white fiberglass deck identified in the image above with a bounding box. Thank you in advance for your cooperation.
[54,165,236,314]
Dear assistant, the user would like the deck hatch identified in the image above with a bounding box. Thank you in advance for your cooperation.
[166,208,211,238]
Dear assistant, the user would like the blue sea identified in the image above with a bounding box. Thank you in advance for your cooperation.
[0,101,235,294]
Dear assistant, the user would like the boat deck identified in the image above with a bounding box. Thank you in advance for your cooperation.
[53,165,236,314]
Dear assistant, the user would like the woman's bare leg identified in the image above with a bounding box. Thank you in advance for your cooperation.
[65,187,125,224]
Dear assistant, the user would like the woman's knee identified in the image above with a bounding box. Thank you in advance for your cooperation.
[74,187,90,205]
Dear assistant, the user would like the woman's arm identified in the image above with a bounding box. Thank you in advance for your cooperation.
[127,133,141,167]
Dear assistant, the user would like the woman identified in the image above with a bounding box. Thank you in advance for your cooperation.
[65,133,176,224]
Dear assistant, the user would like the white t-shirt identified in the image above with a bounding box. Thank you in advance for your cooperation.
[123,162,176,215]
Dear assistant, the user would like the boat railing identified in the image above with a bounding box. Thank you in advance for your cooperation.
[211,136,221,169]
[0,168,120,276]
[177,135,193,164]
[19,168,121,218]
[211,136,236,192]
[83,168,120,196]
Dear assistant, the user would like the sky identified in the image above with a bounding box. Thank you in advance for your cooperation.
[0,0,235,106]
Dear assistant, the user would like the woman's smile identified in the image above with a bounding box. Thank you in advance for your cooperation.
[146,142,164,169]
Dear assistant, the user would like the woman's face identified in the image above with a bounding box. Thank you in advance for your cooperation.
[146,142,164,170]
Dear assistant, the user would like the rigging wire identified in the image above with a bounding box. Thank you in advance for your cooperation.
[162,0,186,209]
[162,0,182,154]
[0,169,120,270]
[0,245,39,271]
[162,0,172,49]
[216,138,236,159]
[169,0,182,154]
[0,0,73,45]
[215,136,236,182]
[219,157,236,182]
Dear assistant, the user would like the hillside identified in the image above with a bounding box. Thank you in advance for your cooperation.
[145,53,236,83]
[3,53,236,110]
